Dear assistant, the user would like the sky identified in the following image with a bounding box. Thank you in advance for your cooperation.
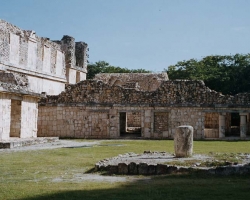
[1,0,250,72]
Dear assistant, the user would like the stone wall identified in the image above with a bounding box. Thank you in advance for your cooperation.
[127,112,141,127]
[38,78,250,139]
[94,73,169,92]
[0,94,11,140]
[0,19,89,95]
[41,79,250,106]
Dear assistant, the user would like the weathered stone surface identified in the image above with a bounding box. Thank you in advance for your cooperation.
[128,162,138,175]
[174,126,193,158]
[118,163,128,174]
[156,164,168,175]
[138,163,148,175]
[167,166,178,174]
[109,165,118,174]
[94,73,169,92]
[148,164,156,175]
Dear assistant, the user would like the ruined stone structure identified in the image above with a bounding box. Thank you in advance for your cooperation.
[38,78,250,139]
[94,73,169,91]
[1,19,250,142]
[0,19,88,142]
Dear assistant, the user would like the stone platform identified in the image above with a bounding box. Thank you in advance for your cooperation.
[95,151,250,176]
[0,137,59,149]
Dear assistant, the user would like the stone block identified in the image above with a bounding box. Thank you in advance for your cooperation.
[138,163,148,175]
[118,163,128,174]
[109,165,118,174]
[148,164,156,175]
[167,166,178,174]
[128,162,138,175]
[174,125,193,157]
[156,164,168,175]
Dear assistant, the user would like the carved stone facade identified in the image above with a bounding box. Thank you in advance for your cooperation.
[0,19,88,95]
[38,78,250,139]
[0,19,88,142]
[1,19,250,142]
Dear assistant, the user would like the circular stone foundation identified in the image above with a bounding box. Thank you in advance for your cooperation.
[95,151,250,176]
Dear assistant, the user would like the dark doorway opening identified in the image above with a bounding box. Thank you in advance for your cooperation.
[119,112,141,138]
[10,100,21,137]
[226,113,240,137]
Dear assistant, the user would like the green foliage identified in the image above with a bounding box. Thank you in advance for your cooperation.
[87,61,151,79]
[166,54,250,95]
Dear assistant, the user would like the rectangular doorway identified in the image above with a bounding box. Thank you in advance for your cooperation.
[10,100,21,137]
[119,112,141,138]
[227,113,240,136]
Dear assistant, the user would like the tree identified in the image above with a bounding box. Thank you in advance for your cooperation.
[87,61,151,79]
[165,54,250,95]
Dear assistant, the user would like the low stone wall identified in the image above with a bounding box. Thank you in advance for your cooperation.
[95,161,250,176]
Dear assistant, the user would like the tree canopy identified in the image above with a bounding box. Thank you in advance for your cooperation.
[165,54,250,95]
[87,61,151,79]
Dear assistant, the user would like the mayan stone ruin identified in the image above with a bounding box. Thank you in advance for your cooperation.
[0,19,88,144]
[0,19,250,147]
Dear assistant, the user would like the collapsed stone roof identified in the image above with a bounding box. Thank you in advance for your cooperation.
[40,79,250,107]
[94,73,169,92]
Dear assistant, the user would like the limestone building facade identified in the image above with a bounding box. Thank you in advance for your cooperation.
[1,19,250,142]
[0,19,88,141]
[38,77,250,140]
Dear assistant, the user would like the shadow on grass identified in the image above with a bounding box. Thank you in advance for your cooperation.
[19,173,250,200]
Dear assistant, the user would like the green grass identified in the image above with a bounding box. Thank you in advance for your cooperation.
[0,140,250,200]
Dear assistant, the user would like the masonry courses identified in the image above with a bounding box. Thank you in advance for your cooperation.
[1,19,250,142]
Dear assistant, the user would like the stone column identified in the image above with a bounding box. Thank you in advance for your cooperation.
[219,113,226,138]
[174,126,193,158]
[240,113,247,138]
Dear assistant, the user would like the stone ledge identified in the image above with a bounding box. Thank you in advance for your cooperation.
[0,137,59,149]
[94,151,250,176]
[95,161,250,176]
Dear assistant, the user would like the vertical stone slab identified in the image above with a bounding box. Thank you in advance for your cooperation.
[66,68,77,84]
[0,94,11,140]
[240,113,247,138]
[174,125,193,158]
[43,45,51,73]
[20,96,38,138]
[9,33,19,65]
[144,110,151,138]
[219,113,226,138]
[56,50,64,76]
[28,38,37,70]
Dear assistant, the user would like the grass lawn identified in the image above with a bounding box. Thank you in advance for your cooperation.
[0,140,250,200]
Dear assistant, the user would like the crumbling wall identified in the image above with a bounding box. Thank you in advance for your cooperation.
[38,78,250,139]
[94,73,169,91]
[40,80,250,106]
[0,19,67,95]
[127,112,141,127]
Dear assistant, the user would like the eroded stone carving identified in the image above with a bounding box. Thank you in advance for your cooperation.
[174,125,193,158]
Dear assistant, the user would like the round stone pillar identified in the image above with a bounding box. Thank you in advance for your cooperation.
[174,126,193,158]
